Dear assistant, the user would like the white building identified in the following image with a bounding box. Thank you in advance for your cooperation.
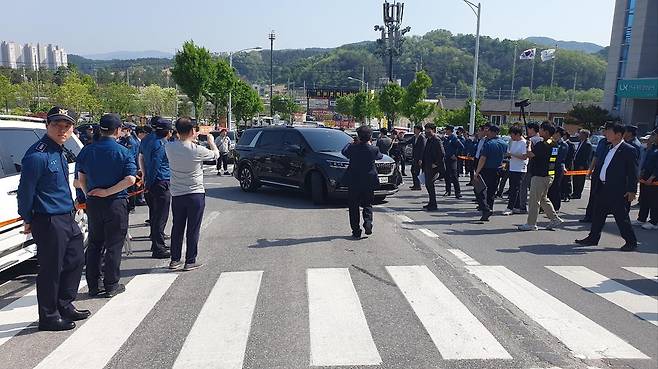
[0,41,67,70]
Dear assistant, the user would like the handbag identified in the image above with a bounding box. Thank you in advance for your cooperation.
[473,174,487,194]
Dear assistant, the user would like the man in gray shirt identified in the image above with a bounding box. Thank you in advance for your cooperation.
[164,118,219,271]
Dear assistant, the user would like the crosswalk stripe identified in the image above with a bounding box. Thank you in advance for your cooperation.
[396,215,414,223]
[467,266,649,359]
[419,228,440,239]
[307,268,382,366]
[622,266,658,282]
[0,280,87,347]
[387,265,511,360]
[172,271,263,369]
[446,249,481,266]
[34,274,178,369]
[547,266,658,326]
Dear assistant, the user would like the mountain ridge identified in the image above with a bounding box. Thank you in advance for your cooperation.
[524,37,605,54]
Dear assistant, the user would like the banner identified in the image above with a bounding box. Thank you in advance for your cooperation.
[541,48,556,62]
[519,48,536,60]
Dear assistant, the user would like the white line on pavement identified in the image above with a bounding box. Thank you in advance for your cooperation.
[307,268,382,366]
[396,215,414,223]
[34,274,178,369]
[418,228,440,239]
[547,266,658,326]
[0,280,87,347]
[173,271,263,369]
[446,249,481,266]
[467,265,648,360]
[387,265,511,360]
[622,266,658,282]
[201,211,221,231]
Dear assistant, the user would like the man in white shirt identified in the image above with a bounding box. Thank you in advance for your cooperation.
[517,122,542,214]
[503,126,528,215]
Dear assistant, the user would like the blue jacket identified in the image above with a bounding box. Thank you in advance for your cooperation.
[17,135,74,223]
[119,135,140,168]
[142,135,171,187]
[76,137,137,199]
[444,133,465,158]
[480,137,508,169]
[641,144,658,179]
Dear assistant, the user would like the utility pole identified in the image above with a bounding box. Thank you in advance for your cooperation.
[374,1,410,83]
[462,0,481,134]
[269,31,276,117]
[510,43,517,116]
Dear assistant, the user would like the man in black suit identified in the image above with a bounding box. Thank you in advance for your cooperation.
[576,123,639,251]
[409,125,426,190]
[342,126,383,239]
[561,131,576,201]
[571,129,593,199]
[421,123,446,211]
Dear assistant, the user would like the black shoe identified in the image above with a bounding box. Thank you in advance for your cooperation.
[152,251,171,259]
[620,243,638,252]
[88,287,105,298]
[103,284,126,298]
[144,219,150,225]
[480,211,492,221]
[401,172,407,177]
[455,194,462,199]
[217,172,222,176]
[578,218,592,223]
[38,317,76,331]
[364,225,373,235]
[352,231,362,239]
[422,204,430,209]
[409,186,422,190]
[442,192,451,197]
[60,308,91,321]
[164,234,171,240]
[571,195,581,200]
[425,206,438,212]
[575,238,598,246]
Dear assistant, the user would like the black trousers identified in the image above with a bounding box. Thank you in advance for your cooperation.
[497,169,509,196]
[348,189,374,233]
[411,161,421,188]
[638,183,658,225]
[216,153,229,172]
[585,176,601,219]
[589,183,637,245]
[507,171,524,210]
[444,157,460,195]
[171,193,205,264]
[572,174,586,198]
[561,171,573,199]
[465,159,475,182]
[457,158,464,176]
[86,197,128,291]
[548,166,565,211]
[477,168,499,213]
[149,180,171,254]
[424,166,440,207]
[31,213,84,321]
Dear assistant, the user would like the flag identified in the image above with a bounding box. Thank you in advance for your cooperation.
[541,48,556,62]
[519,48,536,60]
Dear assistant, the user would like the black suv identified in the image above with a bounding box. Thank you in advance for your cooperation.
[233,127,399,204]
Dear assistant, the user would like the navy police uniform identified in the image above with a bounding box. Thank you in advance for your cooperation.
[476,128,508,220]
[76,114,137,296]
[17,107,88,331]
[443,128,465,197]
[119,122,140,211]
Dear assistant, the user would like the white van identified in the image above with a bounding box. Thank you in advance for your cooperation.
[0,115,88,272]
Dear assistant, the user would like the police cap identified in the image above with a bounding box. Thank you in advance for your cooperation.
[46,106,77,124]
[624,125,638,135]
[122,122,137,130]
[155,118,173,131]
[149,116,161,128]
[99,113,123,132]
[445,125,455,132]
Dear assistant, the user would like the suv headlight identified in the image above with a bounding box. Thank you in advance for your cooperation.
[327,160,349,169]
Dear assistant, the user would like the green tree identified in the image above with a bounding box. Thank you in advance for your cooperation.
[231,80,263,125]
[335,95,354,117]
[402,71,435,124]
[434,100,487,128]
[0,75,16,113]
[171,41,213,119]
[138,85,178,117]
[378,83,405,129]
[52,72,101,118]
[566,103,612,131]
[97,83,138,115]
[272,95,298,122]
[204,58,237,123]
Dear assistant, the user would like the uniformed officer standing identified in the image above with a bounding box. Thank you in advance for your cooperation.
[77,114,137,297]
[141,118,173,258]
[17,106,89,331]
[138,117,160,228]
[119,122,140,212]
[474,125,508,221]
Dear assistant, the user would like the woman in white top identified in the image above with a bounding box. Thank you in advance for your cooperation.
[503,126,529,215]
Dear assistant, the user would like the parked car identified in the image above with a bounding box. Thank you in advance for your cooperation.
[233,127,399,204]
[0,115,88,272]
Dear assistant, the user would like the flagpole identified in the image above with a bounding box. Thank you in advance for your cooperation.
[509,43,517,116]
[572,71,578,102]
[528,52,536,119]
[548,46,557,120]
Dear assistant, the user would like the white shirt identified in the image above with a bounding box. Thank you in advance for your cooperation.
[599,140,623,182]
[165,140,219,196]
[508,139,529,172]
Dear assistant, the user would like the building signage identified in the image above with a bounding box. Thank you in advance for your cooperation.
[616,78,658,99]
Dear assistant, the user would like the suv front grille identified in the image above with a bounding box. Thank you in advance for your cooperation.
[376,162,394,175]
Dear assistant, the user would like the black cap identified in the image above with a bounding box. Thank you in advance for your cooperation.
[624,125,638,135]
[99,114,123,132]
[46,106,77,124]
[488,125,501,133]
[149,116,161,128]
[155,118,173,131]
[122,122,136,130]
[445,125,455,132]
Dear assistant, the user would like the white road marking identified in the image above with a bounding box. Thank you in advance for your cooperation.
[396,215,414,223]
[387,265,511,360]
[200,211,221,231]
[0,280,87,347]
[446,249,481,266]
[307,268,381,366]
[547,266,658,326]
[622,267,658,282]
[34,274,178,369]
[173,271,263,369]
[418,228,440,239]
[467,266,648,359]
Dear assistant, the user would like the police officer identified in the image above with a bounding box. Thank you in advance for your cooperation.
[77,114,137,297]
[17,106,89,331]
[474,125,508,221]
[142,118,173,258]
[119,122,140,212]
[138,117,160,229]
[443,125,464,198]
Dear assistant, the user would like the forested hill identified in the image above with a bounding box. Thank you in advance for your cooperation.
[69,29,607,97]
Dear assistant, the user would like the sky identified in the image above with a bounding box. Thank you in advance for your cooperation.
[0,0,616,55]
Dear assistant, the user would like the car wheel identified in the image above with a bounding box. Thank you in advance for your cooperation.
[310,172,326,205]
[239,166,258,192]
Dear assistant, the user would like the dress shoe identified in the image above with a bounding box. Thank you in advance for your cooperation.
[455,194,462,199]
[619,243,638,252]
[60,308,91,321]
[422,204,430,209]
[575,238,598,246]
[152,250,171,259]
[425,206,438,212]
[364,225,373,235]
[578,218,592,223]
[442,192,451,197]
[88,287,105,298]
[352,231,362,239]
[480,211,492,221]
[103,284,126,298]
[409,186,422,191]
[38,317,75,331]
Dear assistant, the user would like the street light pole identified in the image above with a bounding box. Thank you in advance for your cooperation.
[228,47,262,132]
[463,0,481,135]
[269,31,276,117]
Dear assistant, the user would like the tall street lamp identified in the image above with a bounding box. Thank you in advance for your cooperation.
[347,76,368,92]
[269,31,276,117]
[462,0,481,135]
[228,47,262,132]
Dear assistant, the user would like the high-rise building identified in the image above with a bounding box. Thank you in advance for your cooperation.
[0,41,68,70]
[603,0,658,132]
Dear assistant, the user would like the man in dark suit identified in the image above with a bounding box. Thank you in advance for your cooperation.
[409,124,426,190]
[571,129,593,199]
[561,131,576,201]
[576,123,639,251]
[376,127,392,156]
[443,125,465,198]
[421,123,446,211]
[342,126,383,239]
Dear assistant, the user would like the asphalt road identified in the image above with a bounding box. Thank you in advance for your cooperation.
[0,168,656,369]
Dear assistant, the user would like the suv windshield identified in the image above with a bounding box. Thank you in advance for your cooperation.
[301,129,353,152]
